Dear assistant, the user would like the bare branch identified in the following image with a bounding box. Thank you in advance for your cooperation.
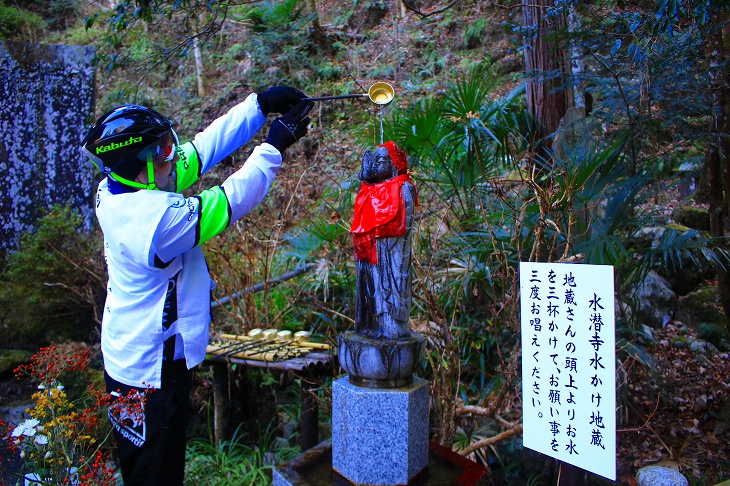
[402,0,458,19]
[45,242,103,283]
[461,424,523,456]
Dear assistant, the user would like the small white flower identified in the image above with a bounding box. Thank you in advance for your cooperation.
[23,419,39,437]
[11,418,40,438]
[44,451,52,459]
[34,434,49,445]
[56,384,65,391]
[37,384,46,390]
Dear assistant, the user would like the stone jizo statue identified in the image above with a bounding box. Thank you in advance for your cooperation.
[351,141,417,340]
[339,140,424,388]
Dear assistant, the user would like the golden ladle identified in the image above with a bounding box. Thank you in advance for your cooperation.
[304,82,395,106]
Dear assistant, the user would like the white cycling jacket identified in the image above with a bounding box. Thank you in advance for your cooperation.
[97,93,280,388]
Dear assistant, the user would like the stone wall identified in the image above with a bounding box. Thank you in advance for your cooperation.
[0,41,95,254]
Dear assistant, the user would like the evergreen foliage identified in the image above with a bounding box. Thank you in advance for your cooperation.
[184,423,298,485]
[0,205,105,347]
[0,1,46,41]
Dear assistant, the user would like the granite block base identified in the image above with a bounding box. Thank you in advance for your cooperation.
[331,375,429,485]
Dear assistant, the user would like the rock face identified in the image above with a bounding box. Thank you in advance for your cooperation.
[630,271,678,328]
[0,41,95,254]
[676,286,727,327]
[633,226,710,297]
[673,205,710,232]
[636,465,689,486]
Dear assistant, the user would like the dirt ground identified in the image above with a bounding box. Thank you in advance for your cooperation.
[614,323,730,485]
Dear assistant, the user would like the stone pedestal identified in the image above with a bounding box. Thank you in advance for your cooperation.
[332,376,429,485]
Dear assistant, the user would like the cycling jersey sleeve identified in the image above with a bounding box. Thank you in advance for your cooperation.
[174,142,202,192]
[151,143,282,264]
[191,93,267,176]
[173,93,266,192]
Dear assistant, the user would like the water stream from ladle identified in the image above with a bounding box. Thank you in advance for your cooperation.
[379,108,384,145]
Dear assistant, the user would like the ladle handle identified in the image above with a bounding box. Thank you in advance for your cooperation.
[303,94,368,102]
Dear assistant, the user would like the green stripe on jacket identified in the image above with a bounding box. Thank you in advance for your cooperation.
[175,142,201,192]
[196,187,232,245]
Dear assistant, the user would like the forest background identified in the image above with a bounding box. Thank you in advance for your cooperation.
[1,0,730,484]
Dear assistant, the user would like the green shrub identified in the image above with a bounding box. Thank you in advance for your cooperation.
[697,323,730,349]
[463,17,487,49]
[0,205,105,346]
[0,2,46,41]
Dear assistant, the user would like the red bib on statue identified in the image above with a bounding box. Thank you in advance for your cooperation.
[351,174,416,264]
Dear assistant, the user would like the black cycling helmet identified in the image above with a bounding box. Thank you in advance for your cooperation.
[81,104,179,189]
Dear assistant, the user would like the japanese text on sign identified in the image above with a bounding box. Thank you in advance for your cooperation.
[520,262,616,481]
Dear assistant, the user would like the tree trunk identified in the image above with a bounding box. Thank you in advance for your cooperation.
[568,4,585,114]
[193,35,206,98]
[306,0,334,55]
[522,0,573,170]
[706,9,730,328]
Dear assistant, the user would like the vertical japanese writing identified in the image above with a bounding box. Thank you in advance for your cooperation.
[588,292,607,451]
[528,270,542,415]
[563,270,577,456]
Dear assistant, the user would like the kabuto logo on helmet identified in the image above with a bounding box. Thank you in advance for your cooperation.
[96,136,144,155]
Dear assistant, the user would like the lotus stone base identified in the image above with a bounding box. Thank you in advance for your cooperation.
[337,330,426,388]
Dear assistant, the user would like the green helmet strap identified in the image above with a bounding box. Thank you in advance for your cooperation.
[146,159,157,190]
[108,157,158,190]
[108,172,150,189]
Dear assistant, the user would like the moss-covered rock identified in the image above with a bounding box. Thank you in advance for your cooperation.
[672,206,710,232]
[671,335,689,348]
[0,349,33,377]
[676,286,728,329]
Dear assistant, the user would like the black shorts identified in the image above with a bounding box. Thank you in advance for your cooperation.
[105,359,191,486]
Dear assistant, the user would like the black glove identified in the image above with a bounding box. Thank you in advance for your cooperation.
[257,86,307,115]
[265,100,314,154]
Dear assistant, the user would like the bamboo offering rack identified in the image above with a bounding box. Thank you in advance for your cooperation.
[205,329,334,450]
[206,329,331,369]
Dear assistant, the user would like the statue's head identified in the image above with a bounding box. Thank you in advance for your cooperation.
[359,141,408,183]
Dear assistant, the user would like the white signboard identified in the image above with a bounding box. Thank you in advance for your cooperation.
[520,262,616,481]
